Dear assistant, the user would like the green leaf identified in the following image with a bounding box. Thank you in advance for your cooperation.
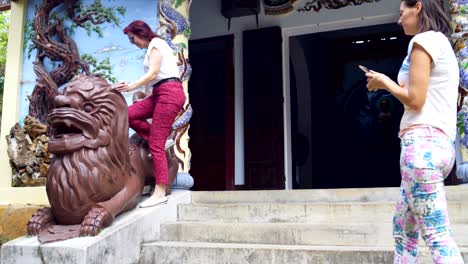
[93,26,104,38]
[175,0,184,8]
[183,27,191,38]
[116,6,126,16]
[83,55,116,83]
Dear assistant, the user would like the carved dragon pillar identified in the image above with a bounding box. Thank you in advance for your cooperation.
[450,0,468,182]
[158,0,194,189]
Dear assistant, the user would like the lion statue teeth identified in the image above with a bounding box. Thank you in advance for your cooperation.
[26,74,179,242]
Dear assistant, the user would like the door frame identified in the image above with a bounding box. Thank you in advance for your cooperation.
[281,13,399,189]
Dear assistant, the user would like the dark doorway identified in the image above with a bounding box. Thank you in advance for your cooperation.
[188,35,235,191]
[243,27,285,190]
[290,23,411,189]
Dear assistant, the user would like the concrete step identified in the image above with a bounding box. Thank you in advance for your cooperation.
[139,242,468,264]
[178,202,468,224]
[191,185,468,204]
[160,222,468,247]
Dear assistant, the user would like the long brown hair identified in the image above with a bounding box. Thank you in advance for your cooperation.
[401,0,451,35]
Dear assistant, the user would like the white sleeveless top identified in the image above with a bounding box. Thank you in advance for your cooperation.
[398,31,459,141]
[143,38,180,91]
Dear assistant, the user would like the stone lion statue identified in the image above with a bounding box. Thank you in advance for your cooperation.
[27,75,179,241]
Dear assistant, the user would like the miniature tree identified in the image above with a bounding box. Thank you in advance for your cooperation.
[25,0,125,123]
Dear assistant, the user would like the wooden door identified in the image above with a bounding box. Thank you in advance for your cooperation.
[188,35,235,190]
[243,27,285,189]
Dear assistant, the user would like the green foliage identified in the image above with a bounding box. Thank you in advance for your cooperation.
[77,0,125,28]
[24,1,125,72]
[84,21,93,36]
[116,6,126,17]
[24,19,35,59]
[20,0,125,102]
[175,0,185,8]
[93,25,104,37]
[81,54,117,83]
[183,27,191,38]
[0,11,9,131]
[458,111,465,136]
[0,12,9,67]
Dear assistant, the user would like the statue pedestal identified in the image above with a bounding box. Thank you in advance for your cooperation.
[0,190,191,264]
[173,172,194,190]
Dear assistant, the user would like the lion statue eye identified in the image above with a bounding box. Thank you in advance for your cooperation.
[83,103,95,113]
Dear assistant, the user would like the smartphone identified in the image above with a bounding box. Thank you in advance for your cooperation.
[358,65,370,73]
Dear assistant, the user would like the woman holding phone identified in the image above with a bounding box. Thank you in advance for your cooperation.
[113,20,185,208]
[365,0,463,263]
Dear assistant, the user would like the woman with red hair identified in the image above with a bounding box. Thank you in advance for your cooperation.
[114,20,185,208]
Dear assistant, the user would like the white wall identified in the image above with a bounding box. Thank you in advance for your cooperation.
[190,0,399,40]
[189,0,400,187]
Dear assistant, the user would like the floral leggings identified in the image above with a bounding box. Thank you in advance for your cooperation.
[393,127,464,264]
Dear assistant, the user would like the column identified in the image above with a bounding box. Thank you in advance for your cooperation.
[158,0,194,189]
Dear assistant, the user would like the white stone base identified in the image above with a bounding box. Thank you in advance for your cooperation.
[0,190,191,264]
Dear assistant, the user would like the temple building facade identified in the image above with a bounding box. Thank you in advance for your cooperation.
[1,0,468,256]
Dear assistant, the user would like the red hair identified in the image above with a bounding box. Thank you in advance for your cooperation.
[123,20,158,41]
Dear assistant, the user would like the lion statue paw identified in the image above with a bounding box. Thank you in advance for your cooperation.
[79,206,114,236]
[27,207,55,236]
